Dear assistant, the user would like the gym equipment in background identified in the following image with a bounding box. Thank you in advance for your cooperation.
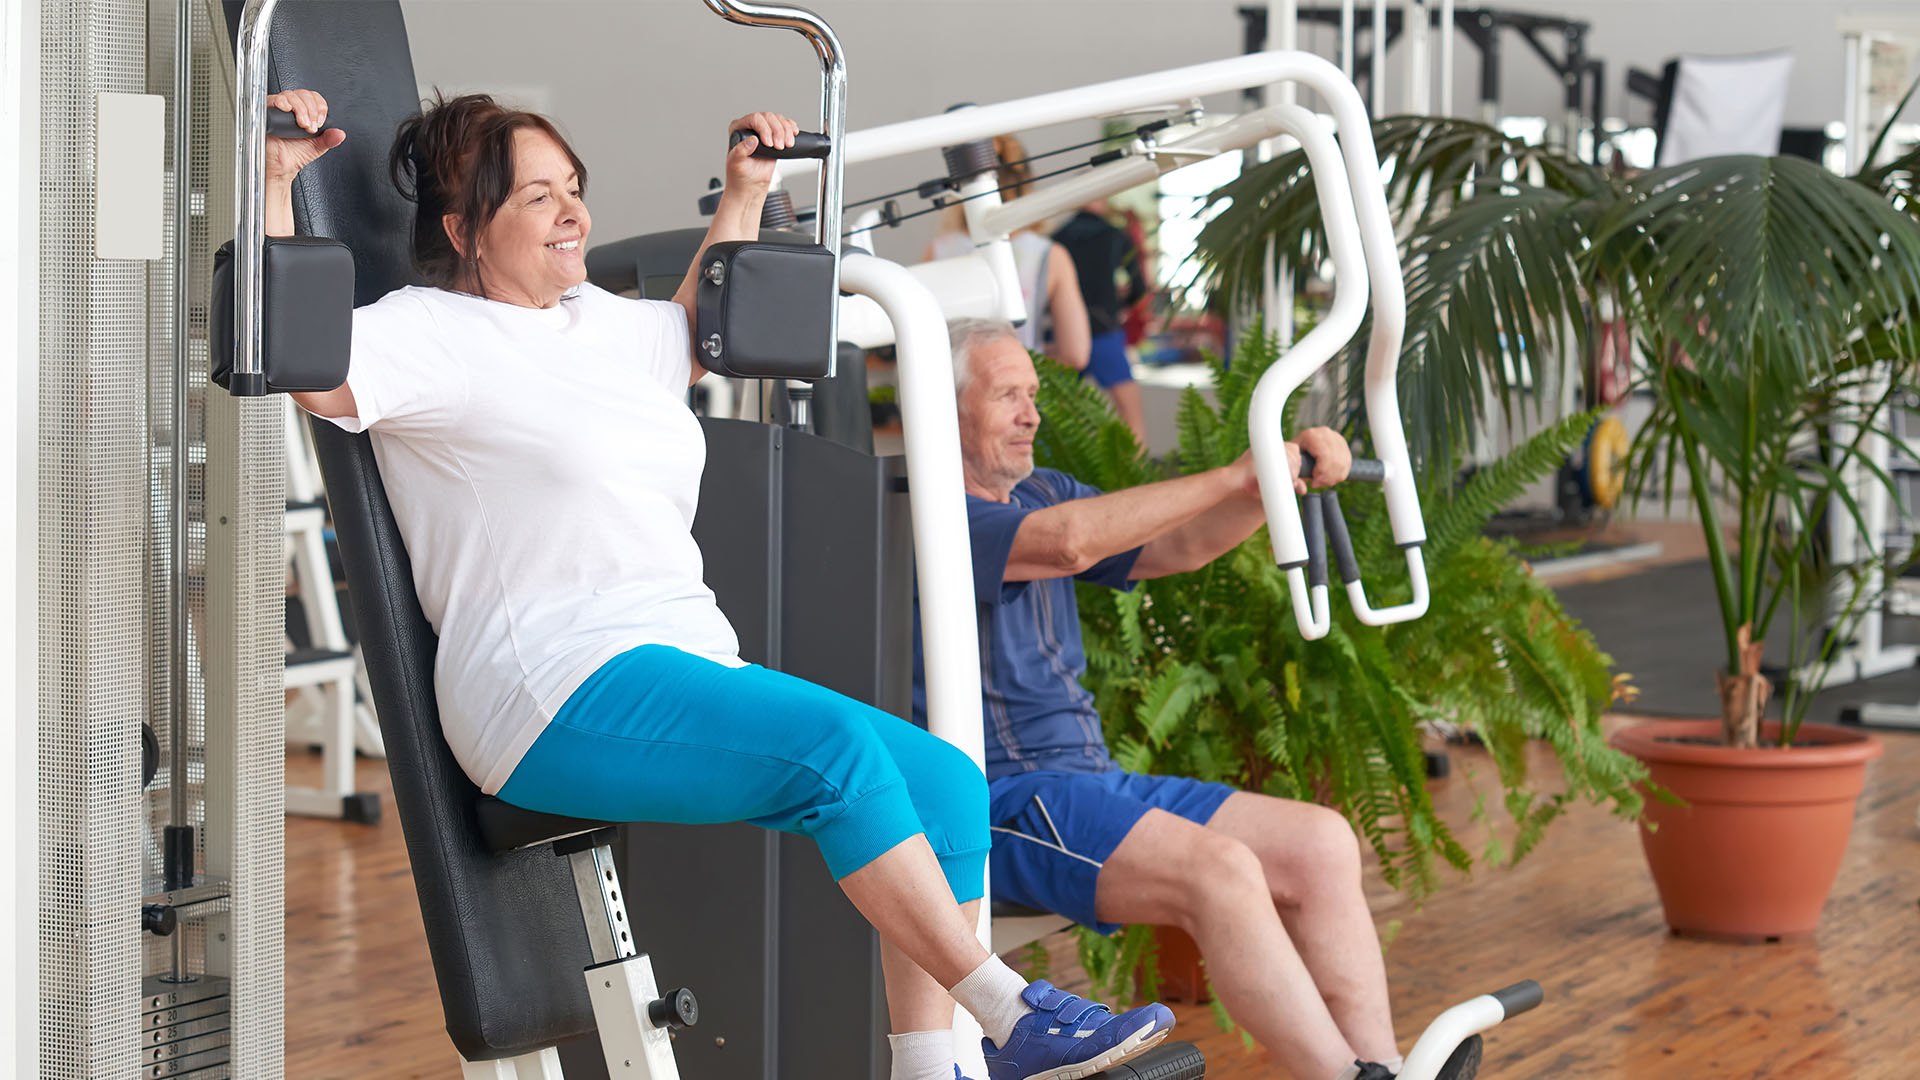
[1240,4,1606,159]
[1623,51,1795,166]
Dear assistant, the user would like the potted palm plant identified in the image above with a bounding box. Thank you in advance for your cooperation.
[1191,103,1920,941]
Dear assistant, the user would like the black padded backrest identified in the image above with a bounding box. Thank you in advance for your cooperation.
[226,1,598,1059]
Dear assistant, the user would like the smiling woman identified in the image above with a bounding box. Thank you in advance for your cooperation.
[387,92,594,308]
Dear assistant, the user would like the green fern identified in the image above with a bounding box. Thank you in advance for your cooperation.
[1426,409,1601,556]
[1032,330,1647,1008]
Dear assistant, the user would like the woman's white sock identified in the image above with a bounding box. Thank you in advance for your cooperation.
[888,1029,955,1080]
[948,954,1033,1048]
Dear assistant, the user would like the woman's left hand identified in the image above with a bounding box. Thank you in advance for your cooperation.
[725,111,800,191]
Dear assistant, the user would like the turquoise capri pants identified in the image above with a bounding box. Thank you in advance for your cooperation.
[497,644,990,903]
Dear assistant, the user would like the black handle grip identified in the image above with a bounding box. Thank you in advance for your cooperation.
[1299,450,1386,484]
[1491,980,1544,1018]
[730,129,832,160]
[265,109,329,140]
[1302,494,1328,590]
[1321,490,1362,585]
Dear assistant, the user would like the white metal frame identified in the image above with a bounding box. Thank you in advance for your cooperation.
[814,50,1429,643]
[282,398,387,819]
[458,843,685,1079]
[1821,16,1920,711]
[1399,984,1541,1079]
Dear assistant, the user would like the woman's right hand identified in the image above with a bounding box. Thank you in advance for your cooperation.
[265,89,345,186]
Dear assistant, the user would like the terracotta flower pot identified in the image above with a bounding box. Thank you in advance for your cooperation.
[1609,719,1882,942]
[1137,925,1210,1003]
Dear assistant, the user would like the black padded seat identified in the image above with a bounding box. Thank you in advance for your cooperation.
[228,0,604,1061]
[474,797,617,854]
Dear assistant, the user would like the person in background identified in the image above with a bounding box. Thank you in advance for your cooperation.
[1052,198,1149,443]
[1117,205,1156,353]
[925,134,1091,374]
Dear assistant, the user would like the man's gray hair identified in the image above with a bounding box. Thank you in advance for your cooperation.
[948,318,1021,396]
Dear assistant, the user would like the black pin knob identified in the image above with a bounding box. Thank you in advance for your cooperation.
[142,904,178,937]
[648,987,699,1030]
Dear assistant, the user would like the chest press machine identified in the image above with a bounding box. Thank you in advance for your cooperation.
[221,1,1540,1077]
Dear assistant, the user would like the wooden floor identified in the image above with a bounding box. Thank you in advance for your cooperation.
[285,719,1920,1079]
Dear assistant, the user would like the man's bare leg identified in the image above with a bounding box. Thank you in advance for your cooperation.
[1208,793,1398,1062]
[1098,809,1358,1079]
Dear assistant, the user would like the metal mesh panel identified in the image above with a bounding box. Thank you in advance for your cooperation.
[41,0,281,1074]
[39,0,157,1075]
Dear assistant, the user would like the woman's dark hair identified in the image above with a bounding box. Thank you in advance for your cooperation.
[389,92,589,295]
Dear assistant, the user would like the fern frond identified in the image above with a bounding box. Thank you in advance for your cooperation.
[1425,409,1599,556]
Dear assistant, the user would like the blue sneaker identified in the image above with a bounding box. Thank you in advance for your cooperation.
[981,980,1176,1080]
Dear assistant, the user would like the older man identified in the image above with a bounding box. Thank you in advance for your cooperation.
[912,320,1481,1080]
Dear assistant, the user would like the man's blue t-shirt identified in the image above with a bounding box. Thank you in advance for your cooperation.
[911,468,1141,781]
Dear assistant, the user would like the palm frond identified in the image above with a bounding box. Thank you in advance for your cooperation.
[1595,156,1920,380]
[1381,186,1595,470]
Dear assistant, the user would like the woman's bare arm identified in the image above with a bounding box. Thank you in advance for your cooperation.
[670,112,797,386]
[259,89,356,418]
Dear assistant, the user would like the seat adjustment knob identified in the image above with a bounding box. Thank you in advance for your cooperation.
[648,987,699,1030]
[142,903,178,937]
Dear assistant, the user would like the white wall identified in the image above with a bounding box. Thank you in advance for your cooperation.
[400,0,1263,258]
[396,0,1920,251]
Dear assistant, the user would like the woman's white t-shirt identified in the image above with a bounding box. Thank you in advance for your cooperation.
[314,282,743,794]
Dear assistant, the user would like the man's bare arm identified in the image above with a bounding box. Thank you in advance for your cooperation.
[1004,466,1243,581]
[1133,428,1353,578]
[1129,494,1269,578]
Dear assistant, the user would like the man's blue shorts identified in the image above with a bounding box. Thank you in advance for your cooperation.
[1082,328,1135,389]
[988,769,1237,934]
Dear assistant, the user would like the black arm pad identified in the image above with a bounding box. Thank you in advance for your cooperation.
[211,237,354,395]
[694,241,834,379]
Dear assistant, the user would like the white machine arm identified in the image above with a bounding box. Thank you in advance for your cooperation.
[1242,105,1368,640]
[1242,52,1428,633]
[1400,981,1544,1080]
[821,50,1428,637]
[835,250,994,1079]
